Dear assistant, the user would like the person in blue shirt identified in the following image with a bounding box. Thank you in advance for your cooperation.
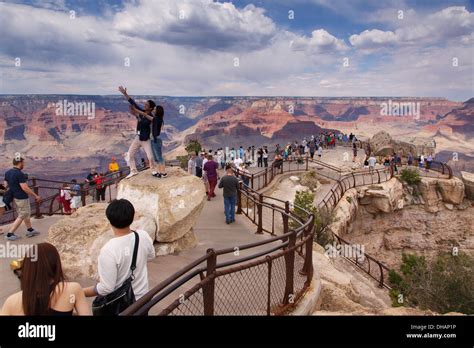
[4,153,41,241]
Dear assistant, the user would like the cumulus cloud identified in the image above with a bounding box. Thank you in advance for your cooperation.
[0,1,472,101]
[113,0,277,51]
[292,29,348,52]
[349,29,398,49]
[350,6,474,49]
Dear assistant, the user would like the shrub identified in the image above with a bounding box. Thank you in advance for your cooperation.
[300,170,320,191]
[400,168,421,185]
[290,190,333,246]
[185,139,202,155]
[389,252,474,314]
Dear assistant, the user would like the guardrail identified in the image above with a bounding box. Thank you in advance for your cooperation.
[1,151,453,312]
[0,160,182,226]
[122,185,315,315]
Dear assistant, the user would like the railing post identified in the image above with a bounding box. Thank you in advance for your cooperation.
[264,169,268,187]
[236,181,242,214]
[32,178,42,219]
[301,218,314,283]
[282,231,296,306]
[305,156,309,171]
[80,183,86,207]
[256,194,263,234]
[202,249,217,315]
[251,174,254,190]
[377,170,381,184]
[283,201,290,234]
[378,263,384,288]
[351,172,356,187]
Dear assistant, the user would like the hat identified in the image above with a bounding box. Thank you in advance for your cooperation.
[14,152,24,162]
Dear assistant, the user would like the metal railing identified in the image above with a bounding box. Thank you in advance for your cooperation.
[0,160,183,226]
[0,150,453,313]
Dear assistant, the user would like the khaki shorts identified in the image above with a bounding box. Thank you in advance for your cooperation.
[15,198,31,219]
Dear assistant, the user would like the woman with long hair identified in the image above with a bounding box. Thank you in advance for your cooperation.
[0,243,90,315]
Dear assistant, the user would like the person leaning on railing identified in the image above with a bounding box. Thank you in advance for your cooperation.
[273,152,284,170]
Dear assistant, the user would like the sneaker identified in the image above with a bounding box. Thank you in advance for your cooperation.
[125,170,138,179]
[152,171,161,178]
[5,234,21,241]
[26,230,40,238]
[160,172,168,178]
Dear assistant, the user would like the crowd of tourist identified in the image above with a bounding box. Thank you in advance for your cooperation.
[0,123,442,316]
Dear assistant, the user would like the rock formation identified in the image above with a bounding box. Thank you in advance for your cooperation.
[47,167,205,280]
[461,171,474,200]
[117,167,206,244]
[47,203,156,280]
[325,175,473,270]
[368,131,436,157]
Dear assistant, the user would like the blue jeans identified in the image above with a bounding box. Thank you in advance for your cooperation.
[151,137,164,164]
[224,196,237,223]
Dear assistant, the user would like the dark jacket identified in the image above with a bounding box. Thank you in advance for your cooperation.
[152,114,163,139]
[128,97,151,141]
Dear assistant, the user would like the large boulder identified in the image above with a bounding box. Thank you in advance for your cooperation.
[461,171,474,200]
[47,203,157,280]
[418,177,465,212]
[327,188,359,236]
[357,178,404,214]
[117,167,206,243]
[369,131,435,157]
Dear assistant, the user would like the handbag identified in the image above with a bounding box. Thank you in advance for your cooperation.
[92,231,140,316]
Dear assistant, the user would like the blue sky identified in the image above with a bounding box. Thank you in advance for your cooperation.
[0,0,473,100]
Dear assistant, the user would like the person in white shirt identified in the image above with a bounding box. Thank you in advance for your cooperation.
[84,199,155,301]
[188,153,196,176]
[234,157,243,168]
[368,155,377,174]
[202,153,210,194]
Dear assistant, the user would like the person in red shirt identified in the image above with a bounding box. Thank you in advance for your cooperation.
[203,155,219,201]
[94,173,106,202]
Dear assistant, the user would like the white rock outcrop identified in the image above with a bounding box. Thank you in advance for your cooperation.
[117,167,206,243]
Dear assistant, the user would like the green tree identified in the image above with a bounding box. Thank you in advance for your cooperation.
[389,252,474,314]
[290,190,333,246]
[185,139,202,155]
[400,168,421,185]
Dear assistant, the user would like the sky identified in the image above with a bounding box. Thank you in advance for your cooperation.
[0,0,473,100]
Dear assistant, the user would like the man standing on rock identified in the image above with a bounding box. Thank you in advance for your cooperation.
[3,153,41,241]
[218,164,240,224]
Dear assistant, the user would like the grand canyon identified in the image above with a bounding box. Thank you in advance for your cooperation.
[0,95,472,180]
